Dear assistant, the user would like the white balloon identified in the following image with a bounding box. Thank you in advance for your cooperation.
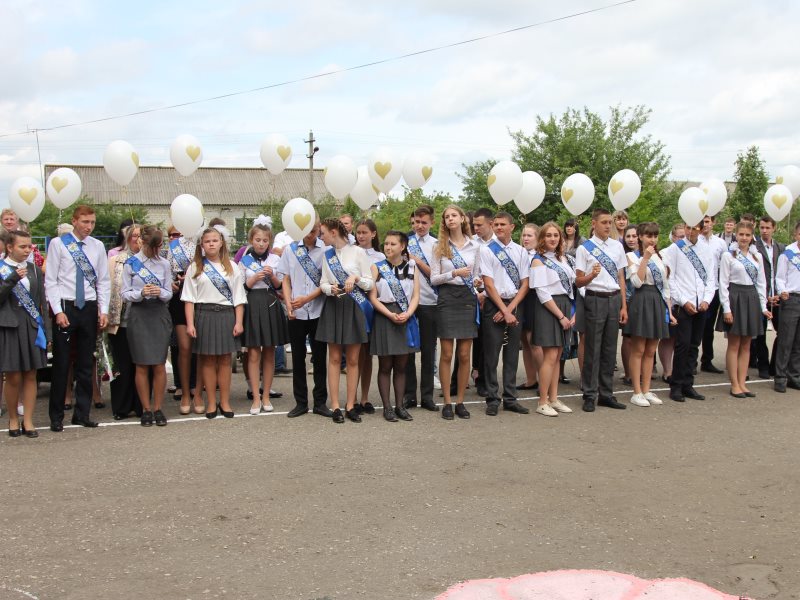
[8,177,45,222]
[103,140,139,186]
[776,165,800,199]
[678,187,706,227]
[350,166,379,210]
[324,155,358,200]
[170,134,203,177]
[608,169,642,211]
[699,178,727,217]
[260,133,292,176]
[513,171,546,214]
[281,197,315,241]
[170,194,204,235]
[402,152,434,190]
[763,184,794,222]
[487,161,523,206]
[561,173,595,216]
[367,147,403,194]
[46,167,82,210]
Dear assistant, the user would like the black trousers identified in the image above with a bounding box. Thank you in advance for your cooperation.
[108,328,143,418]
[701,291,720,366]
[404,304,437,403]
[450,322,485,395]
[481,300,522,403]
[752,304,779,374]
[288,317,327,409]
[49,301,98,424]
[672,306,705,391]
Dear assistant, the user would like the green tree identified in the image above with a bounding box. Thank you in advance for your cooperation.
[27,196,149,243]
[726,145,769,221]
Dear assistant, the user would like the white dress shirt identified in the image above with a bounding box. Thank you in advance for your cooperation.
[430,237,481,287]
[473,234,497,277]
[626,252,671,300]
[776,242,800,294]
[238,251,283,291]
[121,252,173,303]
[276,238,326,320]
[719,250,767,313]
[575,235,626,293]
[698,233,727,287]
[320,244,374,296]
[45,234,111,314]
[410,233,438,306]
[531,252,575,304]
[181,260,247,306]
[662,240,715,307]
[478,239,530,300]
[375,261,416,303]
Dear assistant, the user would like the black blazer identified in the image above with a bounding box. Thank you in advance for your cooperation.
[0,261,46,330]
[754,237,785,297]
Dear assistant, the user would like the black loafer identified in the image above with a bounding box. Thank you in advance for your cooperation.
[682,388,705,400]
[345,409,362,423]
[441,404,454,420]
[50,422,64,432]
[404,398,418,409]
[23,428,39,438]
[269,390,283,399]
[71,418,99,428]
[383,407,398,422]
[701,363,724,374]
[362,402,376,414]
[288,405,309,418]
[598,397,626,409]
[420,399,439,412]
[395,406,413,421]
[454,403,470,419]
[332,408,344,423]
[312,406,333,418]
[154,410,168,426]
[669,389,686,402]
[141,411,154,427]
[503,402,530,414]
[352,403,364,415]
[582,398,596,412]
[8,428,22,438]
[485,401,499,416]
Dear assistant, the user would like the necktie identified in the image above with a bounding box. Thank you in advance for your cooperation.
[75,241,85,309]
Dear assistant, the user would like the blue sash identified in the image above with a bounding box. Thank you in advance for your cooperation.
[734,251,759,288]
[676,239,708,285]
[291,242,321,286]
[126,255,163,287]
[646,258,671,324]
[534,253,575,317]
[202,259,233,303]
[324,248,374,333]
[169,238,192,272]
[784,247,800,273]
[449,242,480,325]
[0,261,47,350]
[241,254,275,291]
[376,260,420,348]
[488,240,521,290]
[61,233,97,289]
[582,239,620,282]
[408,235,438,294]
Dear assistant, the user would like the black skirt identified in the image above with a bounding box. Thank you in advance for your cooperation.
[370,302,419,356]
[436,285,478,339]
[315,295,369,345]
[0,305,46,372]
[716,283,764,337]
[623,285,670,340]
[242,288,290,347]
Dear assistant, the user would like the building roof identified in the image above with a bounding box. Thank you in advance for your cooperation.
[43,164,327,206]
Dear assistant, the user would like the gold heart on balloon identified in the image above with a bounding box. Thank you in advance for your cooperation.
[374,162,392,180]
[18,187,38,205]
[277,146,292,161]
[52,177,68,193]
[487,174,497,188]
[610,180,624,195]
[773,194,788,209]
[131,152,140,167]
[294,212,311,230]
[186,145,201,162]
[562,188,574,202]
[776,176,784,184]
[421,166,433,182]
[698,199,709,214]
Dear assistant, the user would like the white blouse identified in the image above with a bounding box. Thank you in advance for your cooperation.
[719,250,767,313]
[626,252,671,299]
[364,248,386,263]
[430,238,481,287]
[531,252,576,304]
[181,260,248,307]
[375,261,416,303]
[238,251,283,291]
[320,244,374,296]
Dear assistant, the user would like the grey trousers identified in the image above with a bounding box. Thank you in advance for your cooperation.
[481,299,522,403]
[774,294,800,383]
[581,292,622,400]
[404,304,437,403]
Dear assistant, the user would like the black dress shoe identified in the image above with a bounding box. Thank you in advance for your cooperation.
[582,398,595,412]
[441,404,454,420]
[383,407,398,422]
[517,382,539,390]
[268,390,283,399]
[559,376,571,384]
[23,427,38,438]
[788,380,800,390]
[141,411,154,427]
[701,363,724,374]
[332,408,345,423]
[758,370,771,380]
[352,403,364,415]
[476,387,489,398]
[729,391,747,399]
[504,401,530,414]
[395,406,413,421]
[362,402,376,414]
[50,421,64,432]
[598,397,627,410]
[420,399,439,412]
[682,387,705,400]
[8,428,22,438]
[205,408,218,419]
[670,388,686,402]
[218,406,234,418]
[154,410,167,426]
[247,390,254,400]
[71,417,99,428]
[774,381,787,393]
[621,377,633,385]
[288,405,309,418]
[404,398,418,409]
[485,401,499,416]
[454,403,470,419]
[313,406,333,418]
[345,408,362,423]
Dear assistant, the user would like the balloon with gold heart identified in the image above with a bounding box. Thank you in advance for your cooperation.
[170,194,205,236]
[8,177,46,222]
[324,155,358,201]
[561,173,595,216]
[487,160,523,206]
[776,165,800,200]
[350,166,379,211]
[260,133,292,176]
[368,147,403,194]
[677,186,706,227]
[46,167,83,210]
[608,169,641,211]
[699,178,727,217]
[103,140,139,186]
[513,171,546,214]
[170,134,204,177]
[280,197,314,242]
[764,184,794,222]
[402,151,435,191]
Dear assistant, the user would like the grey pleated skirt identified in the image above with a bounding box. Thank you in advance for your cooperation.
[242,288,290,348]
[316,295,369,345]
[716,283,764,337]
[436,285,478,339]
[522,291,537,331]
[127,300,172,365]
[370,302,419,356]
[624,285,670,339]
[0,307,46,373]
[532,294,573,348]
[574,293,585,333]
[194,304,238,355]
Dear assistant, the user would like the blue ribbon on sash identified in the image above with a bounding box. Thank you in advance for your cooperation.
[449,242,480,325]
[534,253,575,316]
[676,239,708,284]
[646,259,671,324]
[61,233,98,289]
[291,242,322,286]
[581,239,619,282]
[0,261,47,350]
[734,251,759,288]
[375,260,420,348]
[126,255,163,288]
[169,238,192,272]
[784,247,800,273]
[324,248,374,333]
[202,259,233,303]
[408,235,438,294]
[488,240,521,289]
[241,254,275,291]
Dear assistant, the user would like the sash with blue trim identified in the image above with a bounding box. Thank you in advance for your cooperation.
[202,259,233,303]
[126,255,163,288]
[376,260,420,348]
[241,254,276,291]
[324,248,374,333]
[646,258,671,324]
[734,251,759,288]
[675,239,708,284]
[449,242,480,325]
[582,239,620,282]
[408,235,438,294]
[784,247,800,273]
[488,240,521,290]
[0,261,47,350]
[61,233,97,289]
[291,242,321,286]
[169,238,192,272]
[534,253,575,316]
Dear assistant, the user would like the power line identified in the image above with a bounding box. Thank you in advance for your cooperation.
[0,0,639,139]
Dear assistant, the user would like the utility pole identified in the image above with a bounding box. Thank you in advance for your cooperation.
[304,130,319,201]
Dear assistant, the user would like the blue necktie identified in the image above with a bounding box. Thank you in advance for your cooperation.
[75,241,85,309]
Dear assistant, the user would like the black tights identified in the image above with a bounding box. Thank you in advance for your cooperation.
[377,354,409,409]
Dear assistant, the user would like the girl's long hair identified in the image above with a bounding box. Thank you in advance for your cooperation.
[435,204,471,260]
[356,218,380,252]
[192,228,233,278]
[535,222,564,260]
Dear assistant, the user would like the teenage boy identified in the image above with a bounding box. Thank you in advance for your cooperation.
[773,221,800,393]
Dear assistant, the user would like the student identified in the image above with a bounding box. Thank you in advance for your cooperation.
[0,230,47,437]
[182,227,247,419]
[121,226,173,426]
[698,215,728,374]
[519,223,542,391]
[620,224,639,385]
[610,210,629,241]
[753,215,784,379]
[658,223,686,383]
[773,221,800,393]
[466,207,496,397]
[369,231,420,422]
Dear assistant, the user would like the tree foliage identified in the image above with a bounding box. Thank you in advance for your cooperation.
[27,196,150,241]
[726,145,769,220]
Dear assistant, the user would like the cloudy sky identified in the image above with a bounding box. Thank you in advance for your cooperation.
[1,0,798,210]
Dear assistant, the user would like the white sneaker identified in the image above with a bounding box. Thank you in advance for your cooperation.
[549,399,573,413]
[433,375,442,390]
[630,393,650,407]
[536,404,558,417]
[643,392,663,405]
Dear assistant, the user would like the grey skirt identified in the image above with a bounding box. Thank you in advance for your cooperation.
[436,285,478,340]
[127,300,172,365]
[624,285,670,340]
[716,283,764,337]
[522,291,537,331]
[532,294,573,348]
[0,306,46,373]
[242,288,290,348]
[194,304,238,355]
[370,302,419,356]
[315,294,369,345]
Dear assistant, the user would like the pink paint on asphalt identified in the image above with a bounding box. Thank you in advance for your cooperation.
[436,570,751,600]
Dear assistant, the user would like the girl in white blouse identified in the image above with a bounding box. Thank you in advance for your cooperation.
[519,223,543,391]
[182,227,247,418]
[717,221,771,398]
